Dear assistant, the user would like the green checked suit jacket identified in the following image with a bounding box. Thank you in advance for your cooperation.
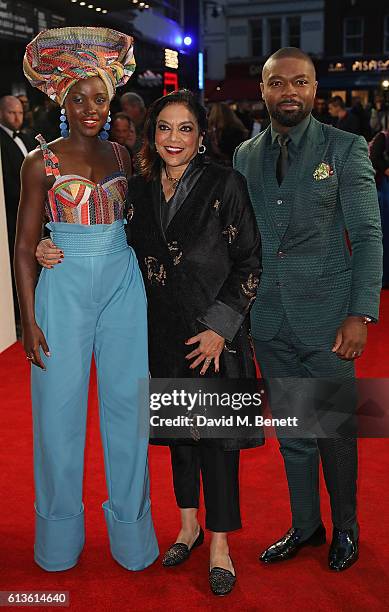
[233,115,383,346]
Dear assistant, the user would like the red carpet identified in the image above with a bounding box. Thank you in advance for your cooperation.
[1,293,389,611]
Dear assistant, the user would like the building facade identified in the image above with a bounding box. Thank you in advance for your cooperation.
[318,0,389,104]
[204,0,324,101]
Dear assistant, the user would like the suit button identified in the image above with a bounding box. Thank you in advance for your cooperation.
[277,222,282,227]
[276,281,282,287]
[277,199,283,205]
[277,250,285,258]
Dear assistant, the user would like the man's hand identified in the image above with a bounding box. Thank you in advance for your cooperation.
[332,316,368,360]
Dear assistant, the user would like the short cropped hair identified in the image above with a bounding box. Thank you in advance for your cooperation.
[120,92,145,108]
[262,47,316,80]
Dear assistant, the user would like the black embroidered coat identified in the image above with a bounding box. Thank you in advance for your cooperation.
[126,158,263,449]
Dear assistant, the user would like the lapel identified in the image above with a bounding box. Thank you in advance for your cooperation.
[151,160,207,248]
[161,163,212,250]
[242,127,282,242]
[151,178,165,241]
[164,163,208,245]
[244,126,268,200]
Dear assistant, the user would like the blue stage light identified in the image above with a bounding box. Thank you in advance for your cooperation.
[198,52,204,90]
[183,36,193,46]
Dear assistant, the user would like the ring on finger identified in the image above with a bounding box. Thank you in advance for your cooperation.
[204,357,212,364]
[352,351,357,357]
[26,355,33,360]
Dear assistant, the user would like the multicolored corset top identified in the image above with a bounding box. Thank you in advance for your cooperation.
[36,134,128,224]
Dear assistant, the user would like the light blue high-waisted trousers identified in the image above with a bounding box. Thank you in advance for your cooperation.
[31,220,158,571]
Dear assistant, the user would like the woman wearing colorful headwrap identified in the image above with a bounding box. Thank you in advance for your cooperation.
[37,89,264,596]
[14,27,158,572]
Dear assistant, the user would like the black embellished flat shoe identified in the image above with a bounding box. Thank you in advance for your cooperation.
[209,559,236,596]
[260,524,326,563]
[162,526,204,567]
[328,528,359,571]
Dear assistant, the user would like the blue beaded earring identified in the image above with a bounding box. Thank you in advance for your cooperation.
[99,112,111,140]
[59,108,69,138]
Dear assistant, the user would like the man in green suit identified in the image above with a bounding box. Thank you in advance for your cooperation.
[234,48,382,571]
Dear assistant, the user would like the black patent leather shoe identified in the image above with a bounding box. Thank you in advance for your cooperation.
[260,524,326,563]
[209,559,236,596]
[328,528,359,571]
[162,526,204,567]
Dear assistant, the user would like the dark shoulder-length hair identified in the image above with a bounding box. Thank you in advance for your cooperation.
[138,89,208,181]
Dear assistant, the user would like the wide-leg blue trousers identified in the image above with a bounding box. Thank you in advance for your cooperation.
[31,220,158,571]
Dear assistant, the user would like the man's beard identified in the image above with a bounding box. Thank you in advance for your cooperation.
[269,100,311,127]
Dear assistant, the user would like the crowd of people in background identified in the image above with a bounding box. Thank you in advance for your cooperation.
[6,88,389,164]
[1,87,389,330]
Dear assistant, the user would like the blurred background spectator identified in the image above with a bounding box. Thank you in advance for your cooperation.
[249,103,269,138]
[0,95,35,322]
[312,96,334,125]
[351,96,372,140]
[17,94,34,130]
[370,94,388,135]
[369,130,389,287]
[328,96,362,135]
[208,102,248,165]
[110,112,137,173]
[120,92,146,154]
[235,100,254,134]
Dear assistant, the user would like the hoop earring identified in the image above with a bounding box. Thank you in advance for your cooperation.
[99,111,111,140]
[59,108,69,138]
[198,144,206,154]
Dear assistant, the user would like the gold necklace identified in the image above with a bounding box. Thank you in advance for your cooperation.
[165,166,182,191]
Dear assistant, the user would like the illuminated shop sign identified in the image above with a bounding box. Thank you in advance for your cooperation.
[164,48,179,70]
[328,62,346,72]
[164,72,179,95]
[352,59,389,72]
[326,59,389,74]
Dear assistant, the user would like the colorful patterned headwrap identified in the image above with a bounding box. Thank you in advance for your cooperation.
[23,27,136,106]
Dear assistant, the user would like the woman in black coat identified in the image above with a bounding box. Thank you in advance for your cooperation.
[130,90,262,594]
[36,90,263,595]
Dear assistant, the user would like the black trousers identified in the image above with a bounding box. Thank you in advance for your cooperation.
[255,316,358,540]
[169,442,241,532]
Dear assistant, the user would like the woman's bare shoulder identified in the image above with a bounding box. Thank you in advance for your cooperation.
[44,137,66,153]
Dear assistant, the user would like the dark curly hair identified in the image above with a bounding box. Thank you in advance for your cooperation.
[138,89,208,181]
